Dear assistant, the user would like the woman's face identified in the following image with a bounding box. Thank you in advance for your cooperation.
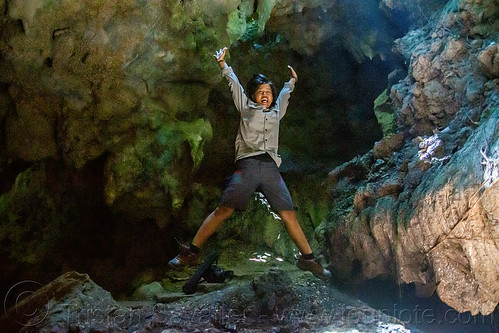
[253,84,273,108]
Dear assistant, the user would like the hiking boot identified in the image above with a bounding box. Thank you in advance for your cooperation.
[168,244,200,268]
[297,256,332,281]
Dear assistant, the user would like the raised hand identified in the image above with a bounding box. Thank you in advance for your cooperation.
[288,65,298,82]
[214,47,228,66]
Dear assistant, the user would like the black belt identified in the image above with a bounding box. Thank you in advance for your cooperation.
[251,153,273,162]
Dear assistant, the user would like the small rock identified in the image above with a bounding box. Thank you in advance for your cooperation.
[478,43,499,78]
[133,281,165,301]
[373,133,405,159]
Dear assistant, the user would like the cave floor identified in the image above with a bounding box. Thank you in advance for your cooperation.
[118,240,412,333]
[1,240,416,332]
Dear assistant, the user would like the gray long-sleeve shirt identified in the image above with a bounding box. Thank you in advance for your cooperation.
[221,66,295,167]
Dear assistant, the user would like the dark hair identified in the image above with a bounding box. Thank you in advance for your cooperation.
[246,74,277,108]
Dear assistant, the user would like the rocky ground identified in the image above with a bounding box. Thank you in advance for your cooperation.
[1,241,412,333]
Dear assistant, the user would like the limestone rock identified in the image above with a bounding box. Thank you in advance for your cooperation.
[328,107,499,316]
[0,0,403,235]
[1,0,497,320]
[0,271,118,332]
[376,173,404,197]
[324,0,499,316]
[133,281,166,301]
[373,132,405,159]
[478,42,499,78]
[328,155,370,188]
[374,89,396,136]
[416,133,445,164]
[353,184,376,212]
[5,94,58,161]
[441,38,467,62]
[412,54,440,83]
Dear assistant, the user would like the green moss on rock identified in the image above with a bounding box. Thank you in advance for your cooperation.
[227,10,248,44]
[256,0,277,35]
[374,89,395,136]
[226,0,277,44]
[104,117,212,211]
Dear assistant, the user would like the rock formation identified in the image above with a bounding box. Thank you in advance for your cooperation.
[1,268,410,332]
[0,0,406,294]
[0,271,118,332]
[324,0,498,316]
[0,0,497,321]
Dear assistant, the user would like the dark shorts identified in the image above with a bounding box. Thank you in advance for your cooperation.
[220,154,294,212]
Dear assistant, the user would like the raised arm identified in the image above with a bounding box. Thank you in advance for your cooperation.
[288,65,298,85]
[214,47,228,69]
[213,47,247,112]
[276,65,298,119]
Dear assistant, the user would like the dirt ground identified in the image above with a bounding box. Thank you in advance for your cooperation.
[121,240,412,332]
[5,240,412,333]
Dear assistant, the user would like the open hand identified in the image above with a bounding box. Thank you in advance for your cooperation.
[288,65,298,82]
[214,47,228,62]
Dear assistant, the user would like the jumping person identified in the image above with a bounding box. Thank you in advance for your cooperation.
[168,47,331,280]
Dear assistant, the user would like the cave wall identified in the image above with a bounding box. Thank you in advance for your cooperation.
[0,0,488,318]
[324,0,498,315]
[0,0,419,293]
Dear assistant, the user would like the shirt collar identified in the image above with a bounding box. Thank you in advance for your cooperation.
[249,100,273,112]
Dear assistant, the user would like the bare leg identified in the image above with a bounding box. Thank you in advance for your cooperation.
[278,210,313,255]
[192,206,234,248]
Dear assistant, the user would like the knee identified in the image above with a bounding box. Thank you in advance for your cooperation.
[214,206,234,219]
[278,210,297,222]
[278,210,296,219]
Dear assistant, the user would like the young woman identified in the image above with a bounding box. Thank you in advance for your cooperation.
[168,47,330,280]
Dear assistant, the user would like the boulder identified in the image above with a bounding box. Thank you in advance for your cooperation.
[478,43,499,78]
[373,132,405,159]
[0,271,118,332]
